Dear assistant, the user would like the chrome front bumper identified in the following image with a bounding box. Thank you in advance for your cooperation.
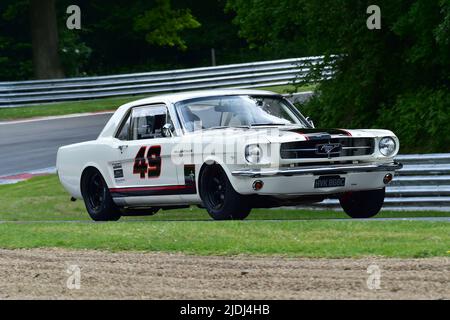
[231,162,403,178]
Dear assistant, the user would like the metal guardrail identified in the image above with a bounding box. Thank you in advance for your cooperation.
[311,153,450,211]
[0,56,331,108]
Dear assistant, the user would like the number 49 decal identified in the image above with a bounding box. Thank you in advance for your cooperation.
[133,145,162,179]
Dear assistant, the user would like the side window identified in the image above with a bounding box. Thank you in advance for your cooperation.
[116,112,131,140]
[130,105,168,140]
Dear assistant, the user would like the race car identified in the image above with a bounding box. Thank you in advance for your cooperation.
[56,89,402,221]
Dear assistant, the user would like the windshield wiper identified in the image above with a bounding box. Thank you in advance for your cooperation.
[202,125,250,131]
[250,123,287,127]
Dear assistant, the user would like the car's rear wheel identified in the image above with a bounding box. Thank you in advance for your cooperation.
[339,188,385,219]
[200,164,251,220]
[81,168,121,221]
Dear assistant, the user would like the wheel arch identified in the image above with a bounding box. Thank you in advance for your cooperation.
[80,163,110,195]
[198,157,235,195]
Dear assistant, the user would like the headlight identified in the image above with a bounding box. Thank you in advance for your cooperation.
[379,137,396,156]
[245,144,262,163]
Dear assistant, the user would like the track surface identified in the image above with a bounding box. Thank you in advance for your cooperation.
[0,248,448,299]
[0,113,111,176]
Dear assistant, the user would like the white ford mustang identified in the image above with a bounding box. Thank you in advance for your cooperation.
[57,89,402,221]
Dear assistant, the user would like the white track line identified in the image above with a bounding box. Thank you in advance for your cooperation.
[0,111,114,126]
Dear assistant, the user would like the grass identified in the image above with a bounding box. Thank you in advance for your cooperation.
[0,175,449,258]
[1,175,450,222]
[0,221,448,258]
[0,85,314,121]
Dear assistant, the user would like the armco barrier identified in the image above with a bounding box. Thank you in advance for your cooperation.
[0,56,332,108]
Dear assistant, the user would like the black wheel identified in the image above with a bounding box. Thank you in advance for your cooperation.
[199,164,251,220]
[339,188,385,219]
[81,168,121,221]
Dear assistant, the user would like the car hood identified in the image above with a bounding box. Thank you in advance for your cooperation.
[184,126,396,144]
[264,127,396,143]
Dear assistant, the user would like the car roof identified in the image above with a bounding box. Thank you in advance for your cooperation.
[124,89,280,107]
[99,89,282,138]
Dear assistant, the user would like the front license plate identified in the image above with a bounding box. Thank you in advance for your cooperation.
[314,176,346,188]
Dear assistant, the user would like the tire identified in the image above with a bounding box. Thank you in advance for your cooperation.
[81,168,121,221]
[199,164,251,220]
[339,188,385,219]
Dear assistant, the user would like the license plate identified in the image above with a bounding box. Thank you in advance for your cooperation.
[314,176,346,188]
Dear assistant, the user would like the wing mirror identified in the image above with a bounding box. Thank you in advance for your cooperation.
[306,117,315,128]
[162,123,174,137]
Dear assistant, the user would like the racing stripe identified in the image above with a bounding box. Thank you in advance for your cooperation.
[290,128,352,136]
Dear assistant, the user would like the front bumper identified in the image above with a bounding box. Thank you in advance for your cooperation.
[231,162,403,178]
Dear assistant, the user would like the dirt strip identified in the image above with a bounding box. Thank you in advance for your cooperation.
[0,248,448,299]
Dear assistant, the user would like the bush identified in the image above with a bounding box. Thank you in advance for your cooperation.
[377,89,450,153]
[298,88,450,154]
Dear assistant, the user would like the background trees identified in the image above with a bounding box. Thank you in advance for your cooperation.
[0,0,261,80]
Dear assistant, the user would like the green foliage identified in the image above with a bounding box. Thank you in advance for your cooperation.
[59,30,92,77]
[228,0,450,153]
[225,0,309,57]
[377,89,450,153]
[0,0,33,80]
[134,0,200,50]
[0,0,207,80]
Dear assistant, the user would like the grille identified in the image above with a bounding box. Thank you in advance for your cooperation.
[280,138,375,159]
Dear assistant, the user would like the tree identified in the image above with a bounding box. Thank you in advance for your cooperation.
[0,0,202,80]
[29,0,65,79]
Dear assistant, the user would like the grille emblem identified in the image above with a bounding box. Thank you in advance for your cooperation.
[316,143,342,158]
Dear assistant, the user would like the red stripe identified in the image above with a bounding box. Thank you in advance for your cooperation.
[110,185,189,193]
[296,133,310,140]
[0,173,35,180]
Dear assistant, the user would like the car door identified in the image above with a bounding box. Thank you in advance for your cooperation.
[109,104,182,205]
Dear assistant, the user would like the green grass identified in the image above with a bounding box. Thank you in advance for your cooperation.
[0,221,448,258]
[0,175,448,258]
[0,85,313,121]
[1,175,450,222]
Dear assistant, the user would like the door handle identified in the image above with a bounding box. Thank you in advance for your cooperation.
[117,145,128,153]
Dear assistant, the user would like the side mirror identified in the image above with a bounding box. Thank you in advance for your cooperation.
[306,117,315,128]
[162,123,174,137]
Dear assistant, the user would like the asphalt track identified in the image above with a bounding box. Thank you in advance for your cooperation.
[0,113,112,176]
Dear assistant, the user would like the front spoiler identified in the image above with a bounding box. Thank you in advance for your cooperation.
[231,162,403,178]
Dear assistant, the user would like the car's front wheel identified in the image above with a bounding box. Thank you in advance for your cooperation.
[81,168,121,221]
[200,164,251,220]
[339,188,385,219]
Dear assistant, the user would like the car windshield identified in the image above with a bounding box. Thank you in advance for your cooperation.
[175,95,308,132]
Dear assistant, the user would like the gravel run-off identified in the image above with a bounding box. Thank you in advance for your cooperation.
[0,248,448,299]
